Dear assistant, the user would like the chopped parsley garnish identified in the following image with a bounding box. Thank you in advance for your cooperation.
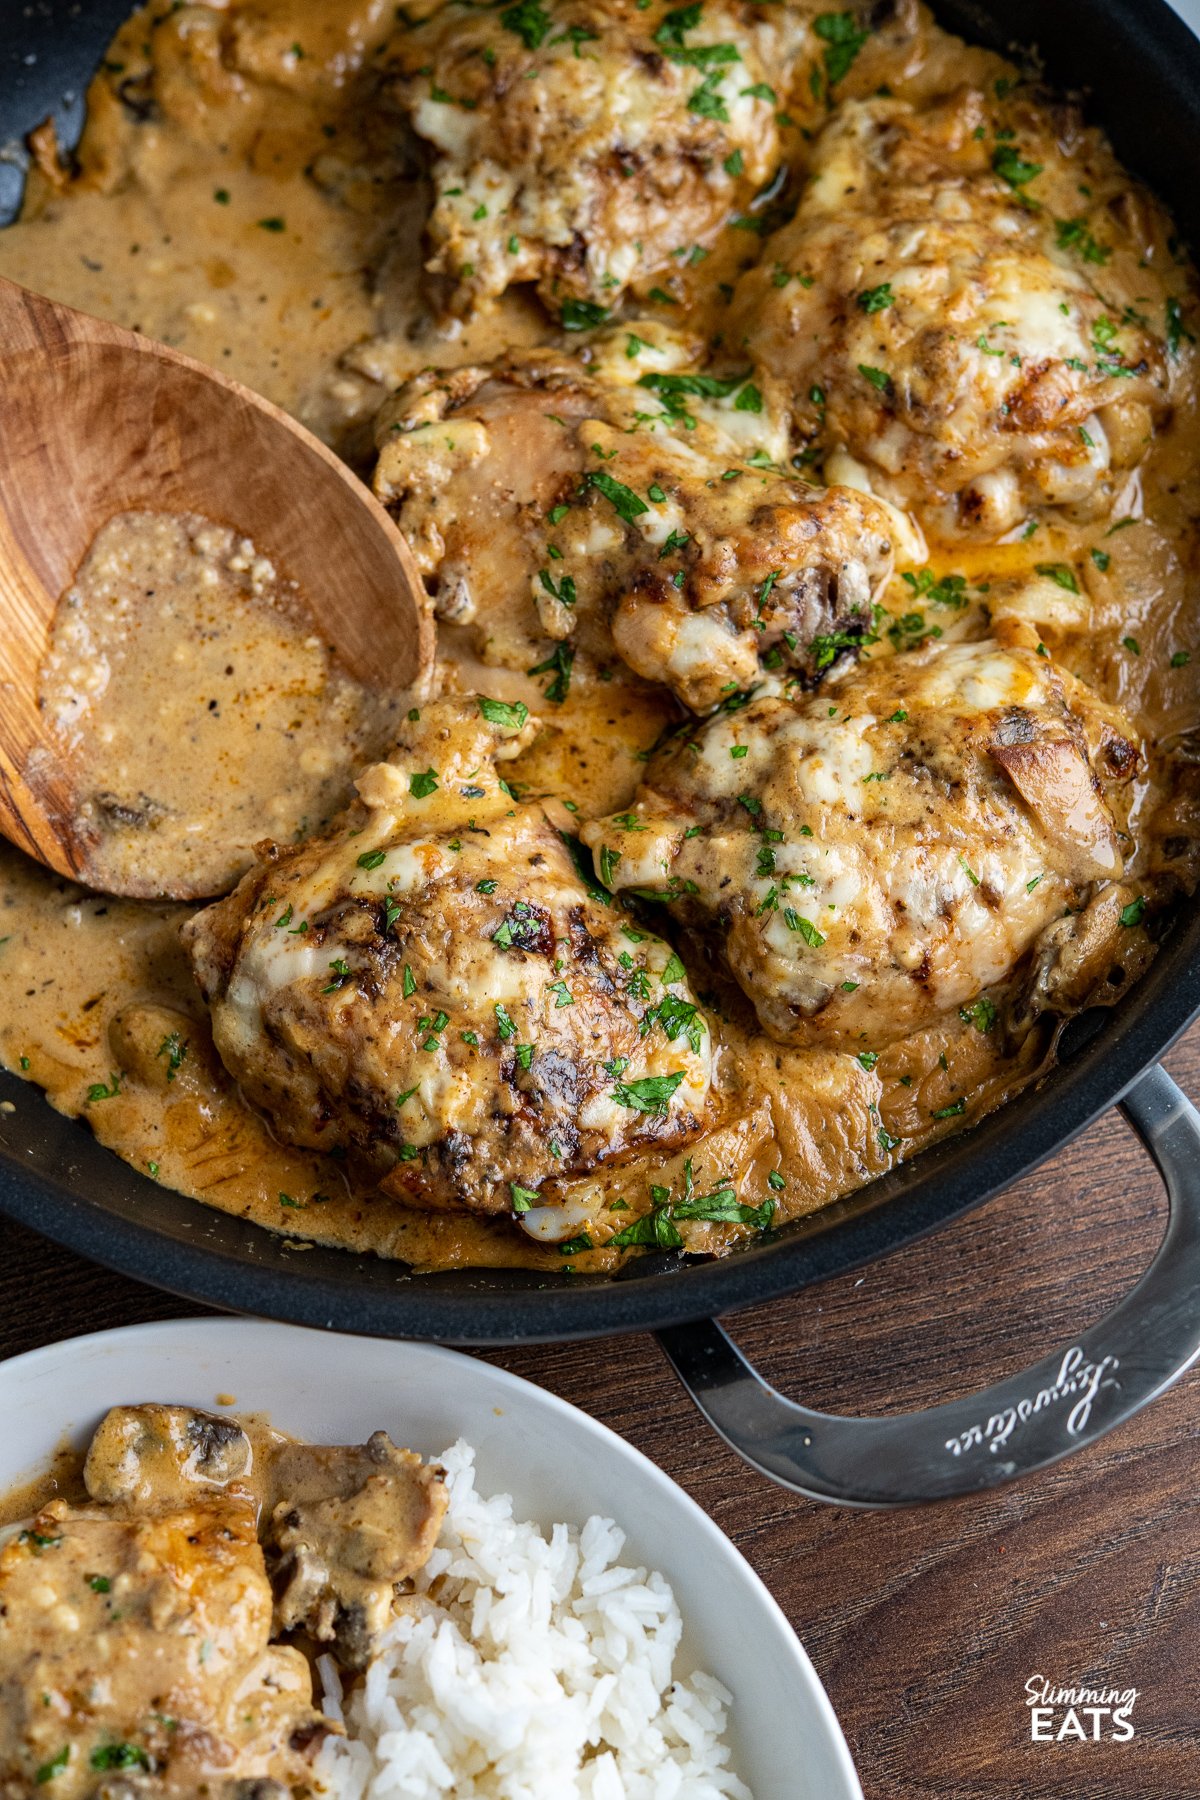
[644,993,704,1054]
[36,1748,69,1784]
[85,1074,121,1104]
[1119,894,1146,927]
[784,911,825,947]
[1091,547,1111,573]
[611,1071,686,1114]
[510,1182,539,1212]
[539,567,578,608]
[932,1098,967,1119]
[857,281,894,314]
[560,297,610,331]
[527,642,575,703]
[323,959,351,993]
[90,1745,150,1772]
[586,469,649,521]
[901,568,969,608]
[960,996,997,1034]
[403,964,417,998]
[1055,216,1110,264]
[257,216,286,232]
[857,363,892,392]
[495,1003,517,1041]
[1034,562,1080,593]
[500,0,552,50]
[1167,295,1194,358]
[992,145,1042,189]
[409,769,439,798]
[813,11,870,86]
[478,695,530,730]
[599,845,622,886]
[357,849,387,870]
[673,1189,773,1227]
[609,1207,684,1250]
[156,1033,187,1082]
[559,1233,593,1255]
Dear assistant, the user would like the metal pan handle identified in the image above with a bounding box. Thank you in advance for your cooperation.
[655,1063,1200,1507]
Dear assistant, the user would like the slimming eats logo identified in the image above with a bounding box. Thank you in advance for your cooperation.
[1026,1676,1137,1742]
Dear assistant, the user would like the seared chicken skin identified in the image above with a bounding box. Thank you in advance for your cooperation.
[584,637,1139,1050]
[377,0,815,319]
[374,333,903,712]
[728,89,1173,537]
[0,1495,328,1800]
[184,699,713,1214]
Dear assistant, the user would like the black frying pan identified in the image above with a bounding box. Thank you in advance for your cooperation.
[1,0,1199,1506]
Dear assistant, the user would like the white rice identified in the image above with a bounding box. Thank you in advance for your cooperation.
[315,1440,752,1800]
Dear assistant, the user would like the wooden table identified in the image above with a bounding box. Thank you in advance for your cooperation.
[2,1025,1198,1799]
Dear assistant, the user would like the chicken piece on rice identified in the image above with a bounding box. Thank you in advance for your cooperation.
[183,698,713,1215]
[376,0,817,320]
[373,330,905,713]
[727,87,1176,538]
[583,635,1140,1051]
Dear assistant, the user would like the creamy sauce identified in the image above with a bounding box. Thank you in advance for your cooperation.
[39,509,400,896]
[0,0,1195,1274]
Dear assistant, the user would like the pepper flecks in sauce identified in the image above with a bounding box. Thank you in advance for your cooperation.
[38,510,401,896]
[0,0,1195,1274]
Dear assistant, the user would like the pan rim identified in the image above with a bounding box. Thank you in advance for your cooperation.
[0,0,1198,1343]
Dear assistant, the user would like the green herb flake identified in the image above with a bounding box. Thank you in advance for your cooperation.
[409,768,439,799]
[90,1745,150,1772]
[611,1071,685,1114]
[560,297,611,331]
[857,282,894,314]
[1119,894,1146,928]
[36,1749,70,1785]
[813,11,870,85]
[1034,562,1080,594]
[992,145,1042,189]
[478,695,530,731]
[959,996,997,1034]
[857,362,892,392]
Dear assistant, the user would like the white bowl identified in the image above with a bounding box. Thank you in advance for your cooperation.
[0,1316,860,1800]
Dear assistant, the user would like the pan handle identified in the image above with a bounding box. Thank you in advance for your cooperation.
[654,1062,1200,1507]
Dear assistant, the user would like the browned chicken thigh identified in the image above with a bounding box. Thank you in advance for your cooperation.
[184,698,713,1215]
[727,87,1175,537]
[374,334,904,712]
[584,636,1140,1050]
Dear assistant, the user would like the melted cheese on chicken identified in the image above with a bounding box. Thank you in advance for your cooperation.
[378,0,817,318]
[184,698,713,1212]
[584,635,1140,1048]
[728,87,1177,536]
[374,327,905,711]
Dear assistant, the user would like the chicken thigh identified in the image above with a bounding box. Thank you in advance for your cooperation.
[183,698,713,1214]
[374,334,902,712]
[377,0,815,319]
[728,88,1174,537]
[0,1496,327,1800]
[583,636,1139,1050]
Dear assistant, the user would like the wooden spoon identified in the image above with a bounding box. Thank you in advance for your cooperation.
[0,274,434,899]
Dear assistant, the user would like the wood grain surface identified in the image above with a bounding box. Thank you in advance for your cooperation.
[1,1024,1198,1798]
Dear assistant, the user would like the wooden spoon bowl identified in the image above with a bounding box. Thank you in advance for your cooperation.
[0,274,434,899]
